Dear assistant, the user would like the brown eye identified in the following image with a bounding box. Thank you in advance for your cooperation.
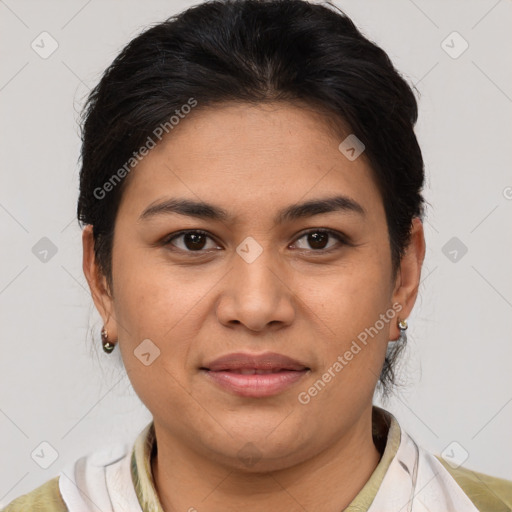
[306,231,328,249]
[183,232,207,250]
[292,229,346,252]
[164,230,220,252]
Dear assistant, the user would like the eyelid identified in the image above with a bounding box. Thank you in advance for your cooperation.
[290,228,350,251]
[162,228,350,254]
[162,229,221,252]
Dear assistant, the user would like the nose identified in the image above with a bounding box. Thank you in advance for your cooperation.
[216,243,296,332]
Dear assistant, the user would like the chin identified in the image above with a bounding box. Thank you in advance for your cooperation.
[204,432,312,473]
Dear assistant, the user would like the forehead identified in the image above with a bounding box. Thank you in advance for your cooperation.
[116,101,384,224]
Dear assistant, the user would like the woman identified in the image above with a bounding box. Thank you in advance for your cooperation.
[3,0,511,510]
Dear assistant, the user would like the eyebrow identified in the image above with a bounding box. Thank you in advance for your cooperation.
[138,195,366,224]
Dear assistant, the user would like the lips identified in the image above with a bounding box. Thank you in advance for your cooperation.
[201,352,310,398]
[203,352,309,372]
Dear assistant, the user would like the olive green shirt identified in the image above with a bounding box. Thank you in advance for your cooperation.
[3,408,511,511]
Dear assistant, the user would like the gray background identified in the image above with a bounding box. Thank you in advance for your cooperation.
[1,0,511,506]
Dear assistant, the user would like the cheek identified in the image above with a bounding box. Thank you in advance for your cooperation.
[299,246,393,398]
[111,251,215,380]
[112,247,191,336]
[297,272,392,427]
[305,253,392,337]
[112,265,200,417]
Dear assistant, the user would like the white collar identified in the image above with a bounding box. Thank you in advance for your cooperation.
[58,411,479,512]
[367,424,479,511]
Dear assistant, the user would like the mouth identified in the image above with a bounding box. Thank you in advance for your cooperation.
[200,352,310,398]
[216,368,299,374]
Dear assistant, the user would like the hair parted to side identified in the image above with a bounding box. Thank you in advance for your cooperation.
[77,0,425,398]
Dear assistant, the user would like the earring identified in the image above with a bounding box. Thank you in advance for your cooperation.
[396,317,408,344]
[101,327,116,354]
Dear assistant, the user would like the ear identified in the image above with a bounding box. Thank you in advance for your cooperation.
[389,217,426,340]
[82,225,117,341]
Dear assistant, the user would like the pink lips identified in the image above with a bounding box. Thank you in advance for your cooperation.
[201,352,310,398]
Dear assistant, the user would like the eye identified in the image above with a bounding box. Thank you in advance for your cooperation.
[162,228,349,254]
[291,229,347,252]
[163,230,221,253]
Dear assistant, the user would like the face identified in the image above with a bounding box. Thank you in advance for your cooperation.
[84,101,424,471]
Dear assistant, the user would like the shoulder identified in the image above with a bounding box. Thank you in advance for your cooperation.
[436,455,512,512]
[1,475,68,512]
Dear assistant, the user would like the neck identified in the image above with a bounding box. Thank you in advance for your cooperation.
[151,406,383,512]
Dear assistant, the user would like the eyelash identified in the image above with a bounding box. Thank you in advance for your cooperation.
[161,228,350,255]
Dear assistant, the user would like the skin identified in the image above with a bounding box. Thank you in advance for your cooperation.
[83,101,425,512]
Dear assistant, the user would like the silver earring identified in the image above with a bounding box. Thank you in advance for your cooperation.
[396,317,408,344]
